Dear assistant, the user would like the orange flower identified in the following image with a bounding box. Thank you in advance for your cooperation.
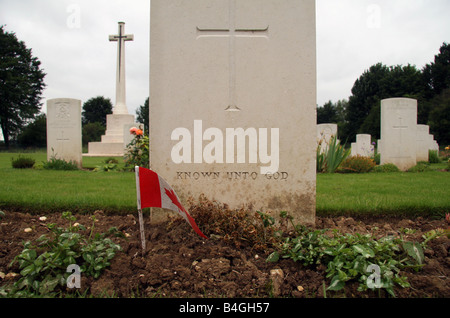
[129,127,138,135]
[136,129,143,136]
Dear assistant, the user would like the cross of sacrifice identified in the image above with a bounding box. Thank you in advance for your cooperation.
[109,22,134,115]
[196,0,269,112]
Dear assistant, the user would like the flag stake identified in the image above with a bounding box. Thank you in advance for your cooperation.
[135,166,146,254]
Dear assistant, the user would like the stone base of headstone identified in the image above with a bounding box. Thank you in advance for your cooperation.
[84,114,135,157]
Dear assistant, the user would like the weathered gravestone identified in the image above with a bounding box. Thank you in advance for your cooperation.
[351,134,374,157]
[46,98,82,167]
[317,123,337,153]
[416,124,430,162]
[380,98,417,171]
[150,0,317,225]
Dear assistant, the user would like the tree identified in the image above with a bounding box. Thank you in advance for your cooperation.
[82,96,112,126]
[422,43,450,99]
[428,87,450,146]
[136,97,149,135]
[317,99,348,139]
[0,25,46,148]
[17,113,46,148]
[345,63,423,141]
[82,122,105,146]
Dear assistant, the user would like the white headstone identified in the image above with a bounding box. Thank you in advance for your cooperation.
[46,98,82,167]
[380,98,417,171]
[351,134,374,157]
[150,0,317,225]
[416,124,430,162]
[317,123,338,153]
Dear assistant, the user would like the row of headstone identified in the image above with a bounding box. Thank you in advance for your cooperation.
[318,98,440,171]
[379,98,439,170]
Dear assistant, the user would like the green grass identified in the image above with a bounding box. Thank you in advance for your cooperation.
[316,172,450,218]
[0,151,135,214]
[0,151,449,218]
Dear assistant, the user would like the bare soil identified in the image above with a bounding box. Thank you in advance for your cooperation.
[0,210,449,298]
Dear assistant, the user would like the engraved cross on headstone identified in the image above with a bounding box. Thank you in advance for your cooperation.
[393,114,408,130]
[196,0,269,111]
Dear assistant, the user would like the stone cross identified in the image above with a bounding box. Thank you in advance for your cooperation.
[196,0,269,112]
[109,22,134,115]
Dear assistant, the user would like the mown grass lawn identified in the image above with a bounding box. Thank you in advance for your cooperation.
[0,151,449,217]
[316,171,449,217]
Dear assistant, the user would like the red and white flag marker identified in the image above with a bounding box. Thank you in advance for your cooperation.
[135,166,208,252]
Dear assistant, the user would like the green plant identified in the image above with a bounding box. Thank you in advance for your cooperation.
[94,158,119,172]
[428,150,441,163]
[267,213,428,297]
[339,155,376,173]
[407,161,432,173]
[372,163,400,173]
[43,151,79,171]
[317,135,351,173]
[0,210,5,220]
[124,126,149,169]
[5,212,122,297]
[11,155,35,169]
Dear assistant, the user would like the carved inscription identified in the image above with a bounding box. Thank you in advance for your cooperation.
[177,171,288,180]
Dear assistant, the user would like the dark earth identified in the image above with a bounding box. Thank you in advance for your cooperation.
[1,203,449,299]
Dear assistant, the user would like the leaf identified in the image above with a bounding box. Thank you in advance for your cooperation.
[403,241,425,265]
[20,264,35,276]
[352,244,375,258]
[327,275,345,291]
[266,251,280,263]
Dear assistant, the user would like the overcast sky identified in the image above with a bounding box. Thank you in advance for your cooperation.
[0,0,449,120]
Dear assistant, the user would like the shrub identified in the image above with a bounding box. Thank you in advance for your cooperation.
[43,157,79,170]
[338,155,376,173]
[428,150,441,163]
[407,161,432,173]
[11,156,35,169]
[372,163,400,173]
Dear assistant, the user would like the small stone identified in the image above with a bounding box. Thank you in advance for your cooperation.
[24,228,32,233]
[39,216,47,221]
[270,269,284,297]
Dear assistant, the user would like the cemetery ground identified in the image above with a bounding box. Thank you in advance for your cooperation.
[0,151,449,298]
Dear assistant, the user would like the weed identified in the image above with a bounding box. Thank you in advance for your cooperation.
[11,156,35,169]
[3,212,122,297]
[266,212,435,297]
[43,157,78,170]
[428,150,441,163]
